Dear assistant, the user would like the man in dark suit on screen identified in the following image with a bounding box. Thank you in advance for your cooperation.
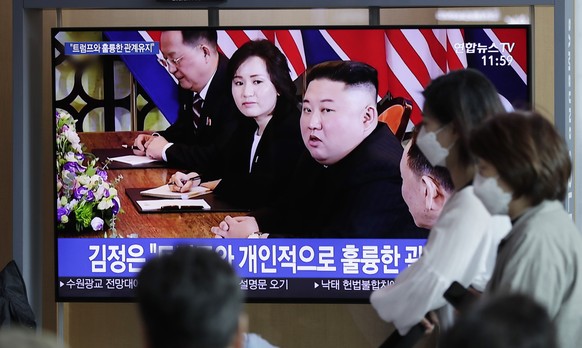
[133,30,238,178]
[212,60,425,239]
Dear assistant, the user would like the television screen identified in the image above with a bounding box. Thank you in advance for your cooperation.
[53,25,530,302]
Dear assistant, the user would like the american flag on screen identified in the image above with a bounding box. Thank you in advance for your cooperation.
[104,28,528,128]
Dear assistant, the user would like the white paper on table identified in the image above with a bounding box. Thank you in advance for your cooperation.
[140,184,211,199]
[109,155,159,165]
[136,199,211,212]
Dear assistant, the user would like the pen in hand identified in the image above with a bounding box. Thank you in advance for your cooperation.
[122,144,140,150]
[167,175,201,186]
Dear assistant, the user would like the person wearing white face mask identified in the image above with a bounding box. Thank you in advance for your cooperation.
[470,111,582,348]
[370,68,511,339]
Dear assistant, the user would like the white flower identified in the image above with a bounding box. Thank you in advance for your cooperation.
[66,199,78,210]
[90,175,102,186]
[64,128,81,147]
[77,175,90,186]
[97,199,114,210]
[64,152,77,162]
[55,109,122,234]
[91,217,104,231]
[94,185,105,200]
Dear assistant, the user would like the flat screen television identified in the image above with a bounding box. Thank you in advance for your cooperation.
[53,25,530,302]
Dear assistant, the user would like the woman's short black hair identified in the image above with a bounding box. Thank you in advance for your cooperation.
[227,39,297,111]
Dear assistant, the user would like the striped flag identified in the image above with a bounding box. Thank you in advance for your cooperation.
[100,27,528,130]
[385,29,468,124]
[218,30,306,80]
[301,29,390,98]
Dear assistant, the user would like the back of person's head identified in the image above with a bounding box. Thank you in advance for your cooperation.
[440,293,557,348]
[0,328,68,348]
[407,127,455,194]
[305,60,378,103]
[422,68,505,167]
[137,247,243,348]
[181,30,218,49]
[227,39,297,110]
[470,111,571,206]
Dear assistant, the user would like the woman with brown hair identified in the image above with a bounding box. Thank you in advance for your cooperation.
[470,111,582,348]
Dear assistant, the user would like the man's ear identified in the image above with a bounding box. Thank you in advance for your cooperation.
[421,175,447,211]
[421,175,438,211]
[201,44,211,59]
[363,105,377,129]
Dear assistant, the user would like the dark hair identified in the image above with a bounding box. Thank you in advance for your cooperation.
[407,127,455,193]
[422,68,505,167]
[470,111,571,206]
[227,39,298,113]
[137,247,243,348]
[181,30,218,48]
[440,293,557,348]
[305,60,378,97]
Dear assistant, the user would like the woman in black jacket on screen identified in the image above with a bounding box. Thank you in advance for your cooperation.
[169,39,304,210]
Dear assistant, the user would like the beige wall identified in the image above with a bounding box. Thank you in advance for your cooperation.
[533,6,555,118]
[5,5,556,348]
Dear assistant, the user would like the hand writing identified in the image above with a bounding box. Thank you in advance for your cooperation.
[168,171,201,193]
[133,134,153,156]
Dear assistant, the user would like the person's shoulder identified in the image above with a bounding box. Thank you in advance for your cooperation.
[245,333,279,348]
[361,123,403,162]
[436,187,492,228]
[518,201,580,246]
[273,103,301,131]
[210,54,232,90]
[345,124,402,178]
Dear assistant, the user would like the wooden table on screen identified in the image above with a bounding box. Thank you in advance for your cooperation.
[60,131,244,239]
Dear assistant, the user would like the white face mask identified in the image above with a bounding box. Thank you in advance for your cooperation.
[473,172,512,215]
[416,125,454,167]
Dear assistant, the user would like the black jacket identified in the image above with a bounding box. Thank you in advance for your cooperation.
[213,100,303,210]
[254,123,427,239]
[161,54,239,179]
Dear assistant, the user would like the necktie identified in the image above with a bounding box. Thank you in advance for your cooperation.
[192,93,204,128]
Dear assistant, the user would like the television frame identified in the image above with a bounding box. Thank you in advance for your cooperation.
[52,24,532,303]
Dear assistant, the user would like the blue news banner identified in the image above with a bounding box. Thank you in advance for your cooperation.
[57,238,425,300]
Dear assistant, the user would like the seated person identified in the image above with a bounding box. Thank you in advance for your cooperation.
[137,247,277,348]
[168,40,304,209]
[470,111,582,348]
[211,60,425,239]
[370,69,511,336]
[133,30,238,179]
[400,129,454,229]
[374,129,455,345]
[440,293,557,348]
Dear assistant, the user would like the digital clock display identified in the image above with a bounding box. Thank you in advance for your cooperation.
[482,54,513,66]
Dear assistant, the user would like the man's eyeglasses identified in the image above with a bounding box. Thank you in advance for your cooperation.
[158,55,184,68]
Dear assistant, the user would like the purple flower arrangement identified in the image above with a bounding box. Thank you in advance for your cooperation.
[55,110,123,237]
